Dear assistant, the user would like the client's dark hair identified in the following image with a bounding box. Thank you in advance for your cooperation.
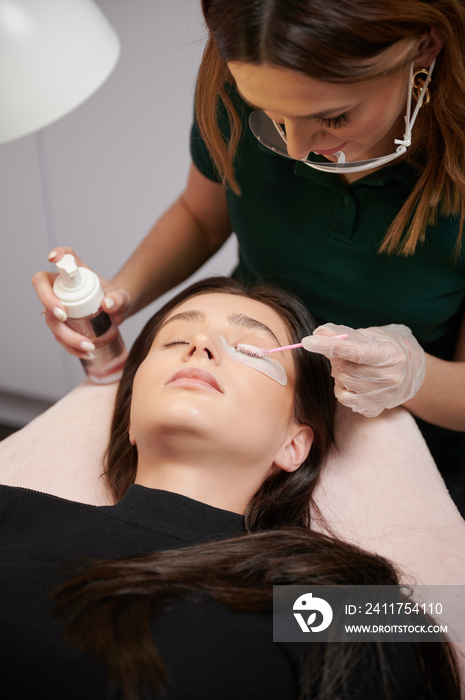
[104,276,336,530]
[53,278,460,700]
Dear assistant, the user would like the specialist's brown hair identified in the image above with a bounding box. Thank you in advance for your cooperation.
[104,276,335,531]
[196,0,465,257]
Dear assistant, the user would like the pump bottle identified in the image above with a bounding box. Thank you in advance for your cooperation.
[53,254,128,384]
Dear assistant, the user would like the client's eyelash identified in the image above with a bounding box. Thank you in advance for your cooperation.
[164,339,189,347]
[318,113,351,129]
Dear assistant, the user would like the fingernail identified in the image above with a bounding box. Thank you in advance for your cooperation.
[52,306,67,322]
[84,353,95,360]
[80,341,96,352]
[103,297,115,310]
[48,250,58,260]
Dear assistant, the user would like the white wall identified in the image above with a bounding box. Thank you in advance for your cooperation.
[0,0,238,426]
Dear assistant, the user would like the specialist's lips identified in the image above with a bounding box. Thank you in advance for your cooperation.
[312,141,349,156]
[167,367,223,393]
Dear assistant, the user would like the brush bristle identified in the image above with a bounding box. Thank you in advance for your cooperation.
[236,344,267,358]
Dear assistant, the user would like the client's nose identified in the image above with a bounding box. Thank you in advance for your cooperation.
[186,333,220,364]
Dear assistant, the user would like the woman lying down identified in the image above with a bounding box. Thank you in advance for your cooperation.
[0,277,460,699]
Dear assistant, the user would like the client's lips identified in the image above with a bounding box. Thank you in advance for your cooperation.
[167,367,223,393]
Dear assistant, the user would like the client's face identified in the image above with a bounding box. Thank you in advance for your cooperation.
[129,293,308,474]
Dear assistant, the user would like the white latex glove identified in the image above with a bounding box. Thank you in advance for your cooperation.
[302,323,426,417]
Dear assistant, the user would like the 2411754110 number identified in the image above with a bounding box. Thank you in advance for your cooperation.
[354,602,444,615]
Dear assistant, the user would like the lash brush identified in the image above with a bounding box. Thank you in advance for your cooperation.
[237,334,348,358]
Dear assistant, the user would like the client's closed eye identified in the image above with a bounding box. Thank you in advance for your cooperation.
[163,339,190,347]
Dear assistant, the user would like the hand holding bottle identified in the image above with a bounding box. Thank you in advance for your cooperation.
[49,253,128,383]
[301,323,426,417]
[32,247,130,360]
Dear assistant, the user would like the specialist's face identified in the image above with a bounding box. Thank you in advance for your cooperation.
[129,293,304,467]
[227,61,410,163]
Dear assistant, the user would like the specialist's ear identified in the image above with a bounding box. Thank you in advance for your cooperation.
[414,29,444,68]
[273,424,314,473]
[128,424,136,446]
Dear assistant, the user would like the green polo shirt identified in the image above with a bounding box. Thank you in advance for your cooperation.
[190,90,465,463]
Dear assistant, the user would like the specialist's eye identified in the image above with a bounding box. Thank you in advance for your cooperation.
[318,113,351,129]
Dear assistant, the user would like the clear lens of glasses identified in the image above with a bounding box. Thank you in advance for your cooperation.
[248,60,435,174]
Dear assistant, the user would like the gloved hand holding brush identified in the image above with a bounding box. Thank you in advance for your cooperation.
[301,323,426,417]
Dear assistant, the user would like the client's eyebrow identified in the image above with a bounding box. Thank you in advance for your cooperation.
[160,309,281,345]
[159,310,204,329]
[228,313,281,345]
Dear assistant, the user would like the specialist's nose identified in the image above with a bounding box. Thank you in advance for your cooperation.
[185,332,221,364]
[283,119,322,160]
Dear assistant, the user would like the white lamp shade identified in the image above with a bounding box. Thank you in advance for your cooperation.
[0,0,120,145]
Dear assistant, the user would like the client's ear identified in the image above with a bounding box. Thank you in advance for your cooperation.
[274,424,314,473]
[128,424,136,446]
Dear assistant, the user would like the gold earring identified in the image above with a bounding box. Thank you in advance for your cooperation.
[412,68,431,105]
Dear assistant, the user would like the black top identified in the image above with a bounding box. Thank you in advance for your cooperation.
[0,484,302,699]
[0,484,453,699]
